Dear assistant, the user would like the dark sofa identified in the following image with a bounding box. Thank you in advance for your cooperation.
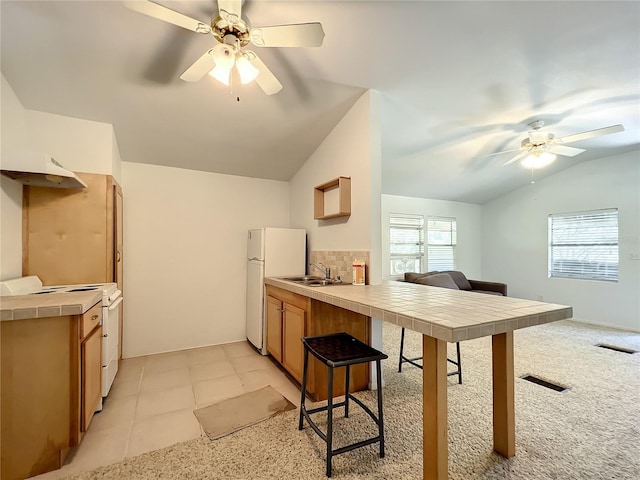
[403,270,507,296]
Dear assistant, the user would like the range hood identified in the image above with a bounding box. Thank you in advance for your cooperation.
[1,151,87,189]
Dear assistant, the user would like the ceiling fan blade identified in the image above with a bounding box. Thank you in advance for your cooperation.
[246,51,282,95]
[502,150,529,167]
[486,148,521,157]
[123,0,211,34]
[218,0,242,18]
[179,48,217,82]
[557,124,624,144]
[250,23,325,47]
[547,144,586,157]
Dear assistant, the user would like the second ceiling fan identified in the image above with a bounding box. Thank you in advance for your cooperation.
[494,120,625,169]
[124,0,325,95]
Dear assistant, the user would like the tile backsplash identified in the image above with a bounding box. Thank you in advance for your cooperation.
[309,251,370,284]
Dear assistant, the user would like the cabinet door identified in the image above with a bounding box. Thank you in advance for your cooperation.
[114,184,123,289]
[114,184,124,359]
[81,326,102,431]
[265,295,283,361]
[282,303,306,381]
[23,173,110,285]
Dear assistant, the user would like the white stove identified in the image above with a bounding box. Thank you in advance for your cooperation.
[0,275,123,408]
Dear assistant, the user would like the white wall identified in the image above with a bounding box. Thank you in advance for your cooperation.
[482,150,640,332]
[381,195,483,281]
[289,90,383,282]
[1,73,123,279]
[26,110,121,183]
[289,90,385,388]
[121,162,291,357]
[0,74,28,280]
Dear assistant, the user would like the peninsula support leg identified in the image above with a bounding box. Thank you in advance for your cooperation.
[492,331,516,458]
[422,335,448,480]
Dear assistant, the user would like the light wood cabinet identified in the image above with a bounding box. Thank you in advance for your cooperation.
[266,292,308,381]
[265,285,370,401]
[282,303,306,381]
[0,302,102,480]
[22,172,124,356]
[314,176,351,220]
[266,295,283,360]
[80,303,103,432]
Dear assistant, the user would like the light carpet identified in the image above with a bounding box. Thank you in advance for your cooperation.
[64,320,640,479]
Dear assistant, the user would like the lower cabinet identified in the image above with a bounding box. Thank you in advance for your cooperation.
[265,295,283,360]
[266,292,308,382]
[0,301,102,480]
[265,285,370,401]
[282,303,306,381]
[81,322,103,431]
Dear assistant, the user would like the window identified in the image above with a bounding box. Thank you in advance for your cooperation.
[427,217,457,271]
[389,214,424,276]
[549,209,618,282]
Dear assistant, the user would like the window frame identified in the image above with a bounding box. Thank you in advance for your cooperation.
[388,213,424,277]
[426,216,457,272]
[548,208,619,282]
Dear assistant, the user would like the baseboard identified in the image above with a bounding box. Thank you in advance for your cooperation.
[564,317,640,334]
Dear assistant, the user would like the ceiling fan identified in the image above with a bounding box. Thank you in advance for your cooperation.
[494,120,625,169]
[123,0,325,95]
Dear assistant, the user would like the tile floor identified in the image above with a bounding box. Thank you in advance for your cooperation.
[30,341,302,479]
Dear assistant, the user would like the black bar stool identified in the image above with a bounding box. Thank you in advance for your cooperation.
[298,332,388,477]
[398,327,462,384]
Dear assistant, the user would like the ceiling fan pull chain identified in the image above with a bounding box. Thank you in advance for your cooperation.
[231,68,240,102]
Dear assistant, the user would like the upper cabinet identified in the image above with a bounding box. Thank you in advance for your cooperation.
[22,172,123,288]
[314,176,351,220]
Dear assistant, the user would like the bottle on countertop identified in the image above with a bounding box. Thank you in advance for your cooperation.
[352,260,366,285]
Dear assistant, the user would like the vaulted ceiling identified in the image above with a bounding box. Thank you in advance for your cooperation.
[2,1,638,204]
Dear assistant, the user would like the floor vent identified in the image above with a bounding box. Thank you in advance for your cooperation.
[596,344,638,354]
[520,375,568,393]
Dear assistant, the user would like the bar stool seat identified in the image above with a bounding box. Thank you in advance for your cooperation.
[298,332,388,477]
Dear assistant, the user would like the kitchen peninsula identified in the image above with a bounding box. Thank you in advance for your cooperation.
[1,290,103,480]
[265,278,573,480]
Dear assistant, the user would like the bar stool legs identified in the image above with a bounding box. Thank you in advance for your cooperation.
[298,333,388,477]
[398,327,463,384]
[376,358,385,458]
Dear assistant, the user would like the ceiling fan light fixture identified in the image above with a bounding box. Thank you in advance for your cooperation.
[236,55,259,84]
[521,151,556,169]
[211,44,235,69]
[208,64,231,85]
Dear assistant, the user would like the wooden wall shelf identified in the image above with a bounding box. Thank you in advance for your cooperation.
[314,176,351,220]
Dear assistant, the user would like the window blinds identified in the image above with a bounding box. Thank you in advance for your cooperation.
[427,217,457,271]
[549,209,618,282]
[389,214,424,275]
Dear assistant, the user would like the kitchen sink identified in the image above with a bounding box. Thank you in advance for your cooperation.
[282,275,323,282]
[281,276,346,287]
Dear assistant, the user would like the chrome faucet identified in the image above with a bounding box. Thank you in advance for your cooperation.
[310,262,331,280]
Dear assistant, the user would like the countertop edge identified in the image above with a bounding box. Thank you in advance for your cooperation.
[265,278,573,343]
[1,291,103,321]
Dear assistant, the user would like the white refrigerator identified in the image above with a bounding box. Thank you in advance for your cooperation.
[246,228,306,355]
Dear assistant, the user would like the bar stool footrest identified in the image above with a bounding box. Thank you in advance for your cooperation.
[332,436,384,457]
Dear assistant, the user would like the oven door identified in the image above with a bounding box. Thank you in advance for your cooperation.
[102,296,123,397]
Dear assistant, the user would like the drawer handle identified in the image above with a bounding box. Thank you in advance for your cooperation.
[276,308,284,312]
[92,315,99,320]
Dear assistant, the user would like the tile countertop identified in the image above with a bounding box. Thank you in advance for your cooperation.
[0,290,102,321]
[265,278,573,343]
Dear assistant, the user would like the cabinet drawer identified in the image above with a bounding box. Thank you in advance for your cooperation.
[81,302,102,339]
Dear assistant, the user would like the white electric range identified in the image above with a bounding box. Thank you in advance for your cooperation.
[0,275,123,408]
